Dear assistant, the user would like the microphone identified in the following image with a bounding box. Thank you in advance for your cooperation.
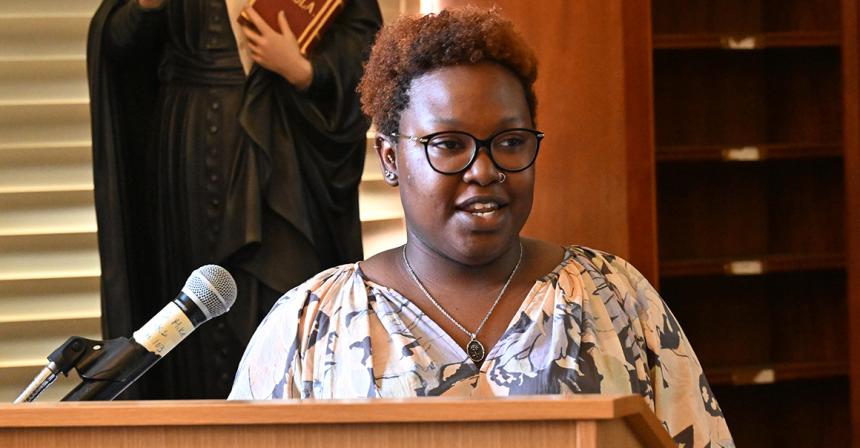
[13,265,237,403]
[131,264,237,359]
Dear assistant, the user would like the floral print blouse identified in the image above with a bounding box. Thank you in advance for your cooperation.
[229,246,734,447]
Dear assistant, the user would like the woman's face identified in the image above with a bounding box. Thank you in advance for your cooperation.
[384,62,536,265]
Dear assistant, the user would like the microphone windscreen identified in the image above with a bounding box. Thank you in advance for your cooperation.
[183,265,237,319]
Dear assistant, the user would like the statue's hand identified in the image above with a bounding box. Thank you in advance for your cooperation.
[240,8,313,90]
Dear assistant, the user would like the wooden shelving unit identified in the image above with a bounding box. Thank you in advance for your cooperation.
[651,0,853,445]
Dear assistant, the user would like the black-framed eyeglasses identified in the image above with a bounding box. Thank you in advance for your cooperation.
[391,128,544,175]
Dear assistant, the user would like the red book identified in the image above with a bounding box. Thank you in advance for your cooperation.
[238,0,345,54]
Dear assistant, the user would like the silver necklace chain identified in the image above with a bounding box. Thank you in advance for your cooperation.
[401,241,524,342]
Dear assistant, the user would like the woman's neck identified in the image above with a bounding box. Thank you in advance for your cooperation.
[401,234,524,293]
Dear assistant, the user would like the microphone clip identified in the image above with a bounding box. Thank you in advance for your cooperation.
[48,336,108,378]
[13,336,105,403]
[14,336,156,403]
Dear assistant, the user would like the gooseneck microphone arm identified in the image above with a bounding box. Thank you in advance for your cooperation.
[12,265,237,403]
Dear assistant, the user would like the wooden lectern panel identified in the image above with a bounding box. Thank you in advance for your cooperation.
[3,420,638,448]
[0,395,672,448]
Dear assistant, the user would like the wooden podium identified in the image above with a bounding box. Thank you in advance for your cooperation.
[0,395,673,447]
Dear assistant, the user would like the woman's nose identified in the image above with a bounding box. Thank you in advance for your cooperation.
[462,146,500,186]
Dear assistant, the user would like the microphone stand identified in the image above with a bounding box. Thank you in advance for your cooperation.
[13,335,157,402]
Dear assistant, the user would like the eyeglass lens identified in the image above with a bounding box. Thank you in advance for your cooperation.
[425,130,539,173]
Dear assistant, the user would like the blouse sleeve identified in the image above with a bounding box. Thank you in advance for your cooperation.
[603,253,735,448]
[228,288,308,400]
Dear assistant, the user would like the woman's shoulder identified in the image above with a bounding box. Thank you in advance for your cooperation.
[555,245,664,331]
[295,262,360,290]
[565,245,640,273]
[554,244,652,290]
[269,262,364,311]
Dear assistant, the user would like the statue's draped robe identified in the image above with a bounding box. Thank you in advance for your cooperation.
[87,0,382,398]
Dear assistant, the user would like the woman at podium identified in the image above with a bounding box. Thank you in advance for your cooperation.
[230,7,734,447]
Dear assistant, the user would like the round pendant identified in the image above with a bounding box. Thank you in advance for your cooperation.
[466,339,485,363]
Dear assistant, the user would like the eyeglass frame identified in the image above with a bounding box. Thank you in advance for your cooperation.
[389,128,545,175]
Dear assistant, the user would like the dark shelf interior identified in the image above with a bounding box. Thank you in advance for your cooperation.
[652,0,841,35]
[713,378,850,447]
[654,48,842,149]
[657,160,845,263]
[662,272,848,372]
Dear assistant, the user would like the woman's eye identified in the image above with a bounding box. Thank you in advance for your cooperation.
[497,137,526,148]
[430,139,466,150]
[502,138,525,146]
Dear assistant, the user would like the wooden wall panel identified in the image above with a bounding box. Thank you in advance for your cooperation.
[436,0,658,282]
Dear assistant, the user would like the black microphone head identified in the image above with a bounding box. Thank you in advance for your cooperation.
[182,265,237,320]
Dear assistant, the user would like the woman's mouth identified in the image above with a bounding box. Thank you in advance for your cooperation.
[463,201,501,216]
[454,197,509,229]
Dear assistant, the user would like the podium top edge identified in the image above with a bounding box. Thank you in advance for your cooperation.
[0,394,650,428]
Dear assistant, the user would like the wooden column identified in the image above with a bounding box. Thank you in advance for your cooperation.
[842,0,860,445]
[436,0,658,282]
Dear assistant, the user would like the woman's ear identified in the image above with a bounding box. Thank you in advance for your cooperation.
[375,136,399,186]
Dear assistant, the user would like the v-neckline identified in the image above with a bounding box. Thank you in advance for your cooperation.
[355,247,574,374]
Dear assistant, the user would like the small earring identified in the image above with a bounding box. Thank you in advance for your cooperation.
[384,169,398,181]
[497,172,507,183]
[386,154,395,165]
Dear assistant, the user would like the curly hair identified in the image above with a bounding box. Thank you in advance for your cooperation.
[357,7,538,136]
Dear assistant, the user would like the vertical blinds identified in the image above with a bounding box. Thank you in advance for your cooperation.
[0,0,102,401]
[0,0,407,402]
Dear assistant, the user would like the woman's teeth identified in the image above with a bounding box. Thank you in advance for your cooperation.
[467,202,499,215]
